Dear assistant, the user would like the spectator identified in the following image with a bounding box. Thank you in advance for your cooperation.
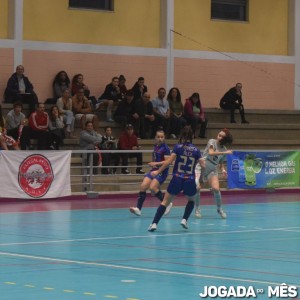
[5,102,31,150]
[72,88,99,131]
[184,92,208,138]
[96,76,122,122]
[219,83,249,124]
[0,104,20,150]
[131,77,148,101]
[151,87,170,136]
[118,74,127,101]
[71,73,90,98]
[167,87,187,139]
[4,65,38,115]
[56,89,75,137]
[114,90,140,134]
[118,124,144,175]
[28,103,51,150]
[100,126,119,174]
[142,92,155,139]
[79,121,102,175]
[52,70,70,99]
[48,105,65,150]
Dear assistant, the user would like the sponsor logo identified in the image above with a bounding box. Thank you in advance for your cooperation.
[18,154,54,198]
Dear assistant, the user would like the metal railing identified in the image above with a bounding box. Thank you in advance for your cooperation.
[70,149,227,193]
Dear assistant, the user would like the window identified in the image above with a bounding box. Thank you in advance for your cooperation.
[211,0,248,22]
[69,0,113,11]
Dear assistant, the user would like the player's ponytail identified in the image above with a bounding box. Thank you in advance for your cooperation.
[220,128,233,147]
[179,125,193,144]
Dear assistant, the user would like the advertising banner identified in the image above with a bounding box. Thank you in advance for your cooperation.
[227,151,300,189]
[0,151,71,198]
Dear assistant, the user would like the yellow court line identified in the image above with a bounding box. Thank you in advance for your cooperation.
[63,289,76,293]
[24,284,35,288]
[4,282,16,285]
[104,295,119,299]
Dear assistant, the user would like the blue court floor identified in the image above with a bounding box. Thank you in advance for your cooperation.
[0,193,299,300]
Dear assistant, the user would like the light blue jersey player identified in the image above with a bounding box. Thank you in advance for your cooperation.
[148,126,204,232]
[129,130,172,216]
[199,129,233,219]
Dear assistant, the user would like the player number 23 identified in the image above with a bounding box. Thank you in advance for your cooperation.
[178,156,195,174]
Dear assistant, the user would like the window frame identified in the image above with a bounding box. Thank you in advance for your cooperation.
[68,0,114,12]
[211,0,248,22]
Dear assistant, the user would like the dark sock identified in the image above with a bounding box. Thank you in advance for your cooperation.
[182,201,195,220]
[136,191,147,210]
[155,191,164,202]
[152,205,166,224]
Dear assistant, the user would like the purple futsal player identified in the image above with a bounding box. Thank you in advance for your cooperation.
[130,130,173,216]
[148,126,205,232]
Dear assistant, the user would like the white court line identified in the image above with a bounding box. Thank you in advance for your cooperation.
[0,250,299,288]
[0,227,299,247]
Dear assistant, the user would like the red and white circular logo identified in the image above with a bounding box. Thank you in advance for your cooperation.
[18,154,54,198]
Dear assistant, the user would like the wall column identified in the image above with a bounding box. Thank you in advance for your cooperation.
[8,0,24,68]
[161,0,174,92]
[289,0,300,109]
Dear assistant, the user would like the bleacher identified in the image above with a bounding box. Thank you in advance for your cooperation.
[2,103,300,193]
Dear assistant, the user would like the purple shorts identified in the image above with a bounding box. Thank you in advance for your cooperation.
[167,176,197,196]
[145,171,168,185]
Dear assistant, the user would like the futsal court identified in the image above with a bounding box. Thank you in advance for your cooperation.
[0,190,299,300]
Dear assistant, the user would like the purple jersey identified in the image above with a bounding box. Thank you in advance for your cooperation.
[171,142,201,179]
[151,143,171,175]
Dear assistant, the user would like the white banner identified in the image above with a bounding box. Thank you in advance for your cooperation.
[0,151,71,199]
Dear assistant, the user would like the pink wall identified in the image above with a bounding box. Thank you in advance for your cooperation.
[0,49,295,110]
[0,48,14,98]
[22,50,167,101]
[175,58,295,109]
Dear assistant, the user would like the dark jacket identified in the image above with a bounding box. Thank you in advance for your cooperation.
[99,83,121,101]
[220,87,242,107]
[4,73,34,102]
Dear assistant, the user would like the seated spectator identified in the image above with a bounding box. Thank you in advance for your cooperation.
[142,92,155,139]
[53,70,70,99]
[0,104,20,150]
[96,76,122,122]
[184,92,208,138]
[219,83,249,124]
[4,65,38,115]
[28,103,51,150]
[131,77,148,101]
[100,126,119,174]
[71,73,90,98]
[72,88,99,131]
[118,124,144,175]
[56,89,75,137]
[114,90,140,134]
[79,121,102,175]
[6,102,31,150]
[167,87,187,139]
[48,105,65,150]
[118,74,127,101]
[151,87,170,136]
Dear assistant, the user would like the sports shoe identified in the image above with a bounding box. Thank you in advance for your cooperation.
[217,208,227,219]
[164,202,173,216]
[129,207,141,216]
[180,219,188,229]
[195,207,202,218]
[121,169,131,174]
[170,134,177,139]
[148,223,157,232]
[106,118,114,122]
[136,169,145,174]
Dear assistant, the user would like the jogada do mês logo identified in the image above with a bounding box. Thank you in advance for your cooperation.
[18,154,54,198]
